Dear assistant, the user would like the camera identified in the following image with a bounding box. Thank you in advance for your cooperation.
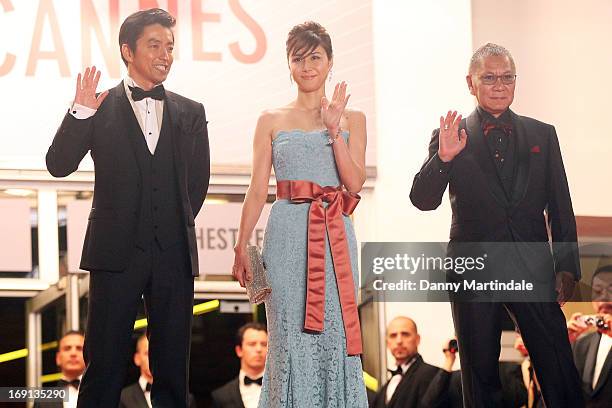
[444,339,458,354]
[581,315,610,331]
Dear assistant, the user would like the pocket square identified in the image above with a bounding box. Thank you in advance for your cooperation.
[530,145,541,153]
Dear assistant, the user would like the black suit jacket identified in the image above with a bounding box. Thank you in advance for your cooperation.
[372,354,447,408]
[573,331,612,407]
[46,82,210,276]
[119,382,197,408]
[119,382,148,408]
[33,380,73,408]
[211,377,245,408]
[410,109,580,281]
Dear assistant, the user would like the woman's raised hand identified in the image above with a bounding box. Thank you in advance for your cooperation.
[321,81,350,133]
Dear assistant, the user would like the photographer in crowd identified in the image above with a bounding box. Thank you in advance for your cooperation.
[567,263,612,407]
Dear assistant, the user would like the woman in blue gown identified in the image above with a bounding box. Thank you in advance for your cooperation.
[232,21,369,408]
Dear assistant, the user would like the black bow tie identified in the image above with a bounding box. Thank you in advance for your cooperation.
[129,85,165,101]
[145,382,152,392]
[387,366,404,377]
[244,376,263,386]
[58,378,80,389]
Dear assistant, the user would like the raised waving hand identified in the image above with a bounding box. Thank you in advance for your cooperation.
[321,81,350,133]
[74,66,109,110]
[438,110,467,162]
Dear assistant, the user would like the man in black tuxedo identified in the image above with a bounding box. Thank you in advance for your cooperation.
[372,317,448,408]
[567,265,612,407]
[211,323,268,408]
[410,43,583,407]
[34,331,85,408]
[120,335,155,408]
[46,8,210,408]
[120,335,197,408]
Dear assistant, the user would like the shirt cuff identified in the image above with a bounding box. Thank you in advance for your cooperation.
[434,153,452,173]
[69,103,97,120]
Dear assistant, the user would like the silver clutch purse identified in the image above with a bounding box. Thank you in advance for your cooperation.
[246,245,271,305]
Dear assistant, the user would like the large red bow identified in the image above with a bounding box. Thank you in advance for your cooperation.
[276,180,363,355]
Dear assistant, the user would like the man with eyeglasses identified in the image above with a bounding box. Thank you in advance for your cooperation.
[410,43,583,407]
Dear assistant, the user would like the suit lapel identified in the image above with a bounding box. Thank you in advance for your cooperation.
[593,333,612,394]
[509,110,531,207]
[377,381,389,407]
[135,384,149,407]
[114,81,144,177]
[386,355,422,407]
[164,93,190,208]
[232,378,245,408]
[465,111,509,207]
[583,333,600,392]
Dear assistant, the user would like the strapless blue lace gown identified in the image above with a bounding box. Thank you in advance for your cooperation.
[258,129,368,408]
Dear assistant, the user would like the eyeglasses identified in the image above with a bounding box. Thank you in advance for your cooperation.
[479,74,517,85]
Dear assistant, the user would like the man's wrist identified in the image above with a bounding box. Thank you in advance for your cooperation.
[437,151,454,163]
[69,103,97,120]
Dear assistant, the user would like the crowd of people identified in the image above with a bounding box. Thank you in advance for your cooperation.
[37,309,610,408]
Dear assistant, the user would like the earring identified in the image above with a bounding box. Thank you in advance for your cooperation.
[328,69,333,83]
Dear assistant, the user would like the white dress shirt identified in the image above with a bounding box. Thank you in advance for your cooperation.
[238,369,264,408]
[592,334,612,389]
[386,357,416,403]
[62,375,81,408]
[138,375,153,408]
[70,76,164,154]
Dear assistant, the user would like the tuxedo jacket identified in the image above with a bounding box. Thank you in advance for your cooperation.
[211,377,245,408]
[573,331,612,407]
[46,82,210,276]
[119,382,148,408]
[33,392,63,408]
[372,354,446,408]
[32,380,73,408]
[118,382,197,408]
[410,109,580,281]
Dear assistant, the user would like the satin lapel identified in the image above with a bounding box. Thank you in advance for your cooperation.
[232,379,245,408]
[466,111,509,207]
[583,333,600,391]
[164,94,189,203]
[593,334,612,394]
[509,110,531,207]
[134,385,148,407]
[387,355,422,407]
[114,81,143,177]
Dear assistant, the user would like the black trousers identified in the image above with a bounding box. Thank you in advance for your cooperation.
[451,302,584,408]
[77,239,194,408]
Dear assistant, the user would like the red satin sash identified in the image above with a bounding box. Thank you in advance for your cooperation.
[276,180,363,356]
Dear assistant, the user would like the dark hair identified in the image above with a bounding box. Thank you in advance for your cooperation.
[58,330,84,346]
[593,262,612,281]
[236,322,267,347]
[118,8,176,67]
[286,21,333,60]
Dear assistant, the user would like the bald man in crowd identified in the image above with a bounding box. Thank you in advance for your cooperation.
[372,316,448,408]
